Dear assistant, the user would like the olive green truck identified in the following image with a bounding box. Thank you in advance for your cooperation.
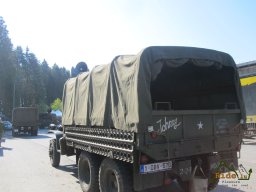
[49,46,245,192]
[12,107,39,136]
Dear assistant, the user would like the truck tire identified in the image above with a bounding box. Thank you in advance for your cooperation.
[49,139,60,167]
[78,151,100,192]
[31,129,38,136]
[12,130,17,137]
[99,158,132,192]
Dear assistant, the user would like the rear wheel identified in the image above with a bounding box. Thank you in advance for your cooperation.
[49,139,60,167]
[99,158,132,192]
[12,129,17,137]
[31,128,38,136]
[78,151,100,192]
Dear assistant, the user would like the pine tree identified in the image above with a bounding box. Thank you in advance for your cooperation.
[0,16,17,117]
[1,17,70,116]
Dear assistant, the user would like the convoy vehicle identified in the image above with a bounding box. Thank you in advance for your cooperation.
[49,46,245,191]
[12,107,39,136]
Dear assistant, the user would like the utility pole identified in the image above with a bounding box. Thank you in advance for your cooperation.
[12,60,20,111]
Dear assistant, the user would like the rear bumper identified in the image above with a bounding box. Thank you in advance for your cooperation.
[133,150,238,191]
[13,126,36,133]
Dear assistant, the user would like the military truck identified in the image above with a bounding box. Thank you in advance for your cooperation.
[12,107,39,136]
[49,46,245,192]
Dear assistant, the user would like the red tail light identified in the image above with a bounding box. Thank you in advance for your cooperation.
[140,154,149,164]
[150,131,158,139]
[164,178,172,185]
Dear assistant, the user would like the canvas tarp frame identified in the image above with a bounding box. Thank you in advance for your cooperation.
[62,46,245,132]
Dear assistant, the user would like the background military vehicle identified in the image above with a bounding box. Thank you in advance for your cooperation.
[49,46,245,191]
[12,107,39,136]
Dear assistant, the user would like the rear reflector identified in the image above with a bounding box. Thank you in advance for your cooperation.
[150,131,158,139]
[164,178,172,185]
[140,154,149,164]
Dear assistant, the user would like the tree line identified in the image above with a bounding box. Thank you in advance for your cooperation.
[0,16,70,118]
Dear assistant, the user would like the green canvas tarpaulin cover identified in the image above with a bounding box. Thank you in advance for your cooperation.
[62,46,244,132]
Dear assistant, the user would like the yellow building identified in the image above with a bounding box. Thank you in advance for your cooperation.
[238,61,256,124]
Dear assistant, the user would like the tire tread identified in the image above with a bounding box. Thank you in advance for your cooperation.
[79,151,100,192]
[49,139,60,167]
[99,158,132,192]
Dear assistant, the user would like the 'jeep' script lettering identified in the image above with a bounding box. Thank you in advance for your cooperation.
[156,117,181,133]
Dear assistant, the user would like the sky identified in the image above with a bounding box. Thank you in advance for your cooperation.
[0,0,255,70]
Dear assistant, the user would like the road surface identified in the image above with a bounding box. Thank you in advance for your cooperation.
[0,129,255,192]
[0,129,80,192]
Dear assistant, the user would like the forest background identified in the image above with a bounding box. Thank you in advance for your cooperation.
[0,16,70,118]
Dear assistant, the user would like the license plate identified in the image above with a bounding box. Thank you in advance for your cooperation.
[140,161,172,174]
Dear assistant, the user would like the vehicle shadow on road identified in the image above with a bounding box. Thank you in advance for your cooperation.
[0,146,12,157]
[242,138,256,145]
[18,134,52,139]
[243,142,256,145]
[57,164,79,182]
[1,131,52,140]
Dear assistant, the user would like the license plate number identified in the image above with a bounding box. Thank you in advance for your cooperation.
[140,161,172,174]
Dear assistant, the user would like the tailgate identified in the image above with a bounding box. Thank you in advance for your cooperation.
[146,109,241,143]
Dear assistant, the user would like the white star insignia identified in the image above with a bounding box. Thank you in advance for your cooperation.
[197,121,203,129]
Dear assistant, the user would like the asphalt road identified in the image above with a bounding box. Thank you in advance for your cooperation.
[0,129,80,192]
[210,136,256,192]
[0,130,256,192]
